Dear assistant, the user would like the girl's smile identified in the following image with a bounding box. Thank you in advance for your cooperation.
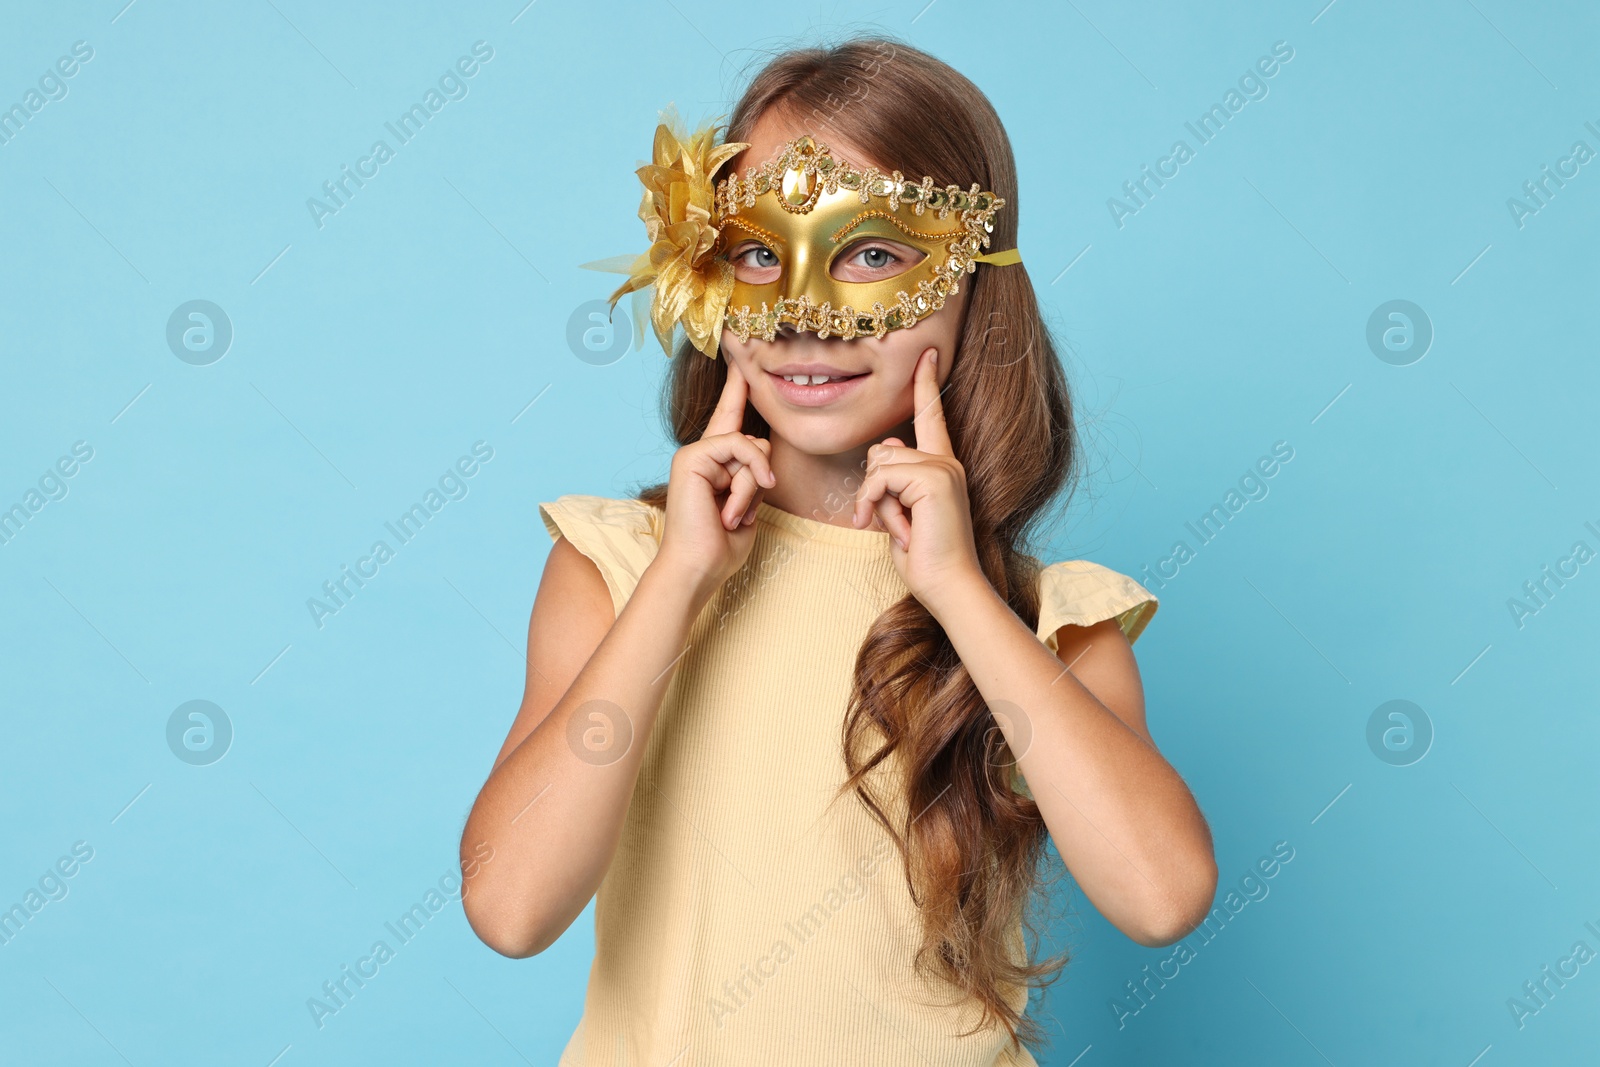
[764,363,871,406]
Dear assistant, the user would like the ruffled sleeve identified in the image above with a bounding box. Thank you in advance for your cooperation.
[537,494,664,617]
[1034,560,1158,653]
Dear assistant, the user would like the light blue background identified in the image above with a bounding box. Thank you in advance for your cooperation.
[2,1,1596,1064]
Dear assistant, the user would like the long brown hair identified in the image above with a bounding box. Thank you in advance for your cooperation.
[631,34,1079,1055]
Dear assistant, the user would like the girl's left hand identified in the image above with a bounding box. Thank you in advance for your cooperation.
[850,346,985,613]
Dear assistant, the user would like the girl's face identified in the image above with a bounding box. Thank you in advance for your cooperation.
[718,109,970,456]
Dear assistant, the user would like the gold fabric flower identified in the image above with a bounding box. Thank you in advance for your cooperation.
[606,109,750,359]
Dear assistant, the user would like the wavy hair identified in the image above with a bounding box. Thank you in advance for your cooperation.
[631,34,1079,1056]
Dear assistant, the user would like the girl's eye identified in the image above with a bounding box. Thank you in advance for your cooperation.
[729,243,781,282]
[831,238,925,281]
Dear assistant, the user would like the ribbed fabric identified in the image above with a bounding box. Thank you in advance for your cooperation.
[537,494,1158,1067]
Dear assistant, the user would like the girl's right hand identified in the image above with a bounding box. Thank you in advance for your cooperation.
[653,357,777,597]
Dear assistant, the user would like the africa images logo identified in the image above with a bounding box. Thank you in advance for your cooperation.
[1107,40,1295,228]
[306,442,494,630]
[306,41,494,230]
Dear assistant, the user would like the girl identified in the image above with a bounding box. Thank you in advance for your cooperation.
[460,35,1216,1066]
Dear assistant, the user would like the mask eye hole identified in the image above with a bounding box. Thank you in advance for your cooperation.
[830,237,925,282]
[728,241,781,284]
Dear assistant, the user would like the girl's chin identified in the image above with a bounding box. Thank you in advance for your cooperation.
[763,419,901,456]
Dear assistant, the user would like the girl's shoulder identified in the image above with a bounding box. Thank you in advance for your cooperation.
[1033,558,1159,651]
[537,494,664,616]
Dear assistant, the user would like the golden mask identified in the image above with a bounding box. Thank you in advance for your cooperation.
[714,134,1020,344]
[592,114,1021,359]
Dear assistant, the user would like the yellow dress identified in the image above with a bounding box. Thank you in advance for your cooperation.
[538,494,1158,1067]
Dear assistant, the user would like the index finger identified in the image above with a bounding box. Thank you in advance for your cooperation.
[701,355,750,440]
[911,347,953,456]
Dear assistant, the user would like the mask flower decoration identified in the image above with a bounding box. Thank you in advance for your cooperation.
[587,107,749,360]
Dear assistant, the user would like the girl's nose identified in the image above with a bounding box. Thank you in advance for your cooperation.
[780,244,822,303]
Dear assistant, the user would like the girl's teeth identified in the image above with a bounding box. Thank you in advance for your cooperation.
[783,374,841,385]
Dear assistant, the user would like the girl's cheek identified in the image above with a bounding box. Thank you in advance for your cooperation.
[726,347,758,381]
[720,333,755,367]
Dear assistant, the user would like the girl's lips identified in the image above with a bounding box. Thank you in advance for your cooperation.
[766,370,869,406]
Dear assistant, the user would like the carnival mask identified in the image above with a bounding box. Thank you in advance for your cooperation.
[593,113,1021,359]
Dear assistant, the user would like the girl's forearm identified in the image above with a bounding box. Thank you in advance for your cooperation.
[460,559,714,957]
[925,572,1217,947]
